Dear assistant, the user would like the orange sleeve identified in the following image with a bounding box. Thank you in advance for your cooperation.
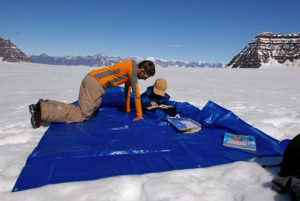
[124,84,131,113]
[134,82,143,117]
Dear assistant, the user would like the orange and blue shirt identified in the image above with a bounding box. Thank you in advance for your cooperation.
[89,60,142,117]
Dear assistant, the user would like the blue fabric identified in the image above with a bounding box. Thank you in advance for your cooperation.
[13,86,286,192]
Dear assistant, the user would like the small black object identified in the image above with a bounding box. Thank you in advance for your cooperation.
[262,133,300,178]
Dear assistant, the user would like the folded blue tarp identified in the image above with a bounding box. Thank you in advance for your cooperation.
[13,87,285,192]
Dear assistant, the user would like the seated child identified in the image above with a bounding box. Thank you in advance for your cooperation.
[141,78,180,117]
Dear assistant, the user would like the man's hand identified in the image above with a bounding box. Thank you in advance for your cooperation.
[132,116,144,122]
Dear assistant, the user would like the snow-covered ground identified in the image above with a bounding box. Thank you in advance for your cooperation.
[0,61,299,201]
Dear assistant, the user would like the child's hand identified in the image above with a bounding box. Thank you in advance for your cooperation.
[151,102,158,106]
[132,116,144,122]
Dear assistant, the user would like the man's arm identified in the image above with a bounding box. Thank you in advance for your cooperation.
[124,83,131,113]
[130,62,143,118]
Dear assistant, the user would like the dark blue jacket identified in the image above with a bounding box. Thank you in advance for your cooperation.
[141,86,183,117]
[141,86,176,107]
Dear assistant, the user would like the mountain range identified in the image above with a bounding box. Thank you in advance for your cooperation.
[1,37,225,68]
[29,54,225,68]
[1,32,300,68]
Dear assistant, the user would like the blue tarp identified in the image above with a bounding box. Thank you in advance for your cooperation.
[13,86,285,192]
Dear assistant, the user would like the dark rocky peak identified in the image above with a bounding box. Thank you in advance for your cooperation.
[0,38,33,63]
[226,32,300,68]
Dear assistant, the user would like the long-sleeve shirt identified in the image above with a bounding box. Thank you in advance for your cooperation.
[89,60,142,117]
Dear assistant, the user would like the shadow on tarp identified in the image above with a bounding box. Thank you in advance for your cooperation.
[12,86,287,192]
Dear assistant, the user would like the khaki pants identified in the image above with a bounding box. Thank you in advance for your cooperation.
[40,74,105,123]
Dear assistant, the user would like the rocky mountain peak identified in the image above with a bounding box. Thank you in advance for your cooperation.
[0,38,33,63]
[226,32,300,68]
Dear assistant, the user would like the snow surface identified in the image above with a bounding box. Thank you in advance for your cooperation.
[261,58,300,68]
[0,61,300,201]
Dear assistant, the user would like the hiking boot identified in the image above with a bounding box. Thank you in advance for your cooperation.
[29,100,42,129]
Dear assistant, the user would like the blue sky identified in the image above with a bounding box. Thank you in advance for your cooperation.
[1,0,299,63]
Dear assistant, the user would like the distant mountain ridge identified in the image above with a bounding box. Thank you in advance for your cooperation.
[0,38,33,63]
[226,32,300,68]
[148,57,225,68]
[29,53,225,68]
